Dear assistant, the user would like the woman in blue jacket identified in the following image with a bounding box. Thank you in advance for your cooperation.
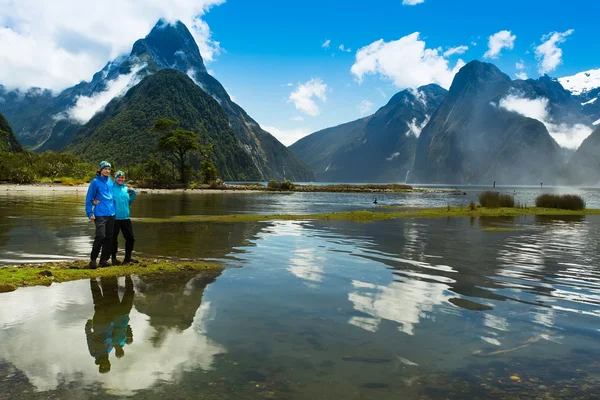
[111,171,138,264]
[85,161,115,269]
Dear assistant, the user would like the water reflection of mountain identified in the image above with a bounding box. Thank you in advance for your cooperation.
[0,271,227,396]
[133,270,221,346]
[0,190,269,262]
[303,216,600,336]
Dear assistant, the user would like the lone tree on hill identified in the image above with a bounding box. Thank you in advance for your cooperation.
[152,118,203,183]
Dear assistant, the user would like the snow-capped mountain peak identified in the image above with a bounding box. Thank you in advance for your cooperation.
[559,68,600,95]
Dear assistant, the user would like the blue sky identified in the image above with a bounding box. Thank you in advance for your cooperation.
[198,0,598,144]
[0,0,598,145]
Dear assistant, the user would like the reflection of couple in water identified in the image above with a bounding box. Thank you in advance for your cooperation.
[85,275,135,373]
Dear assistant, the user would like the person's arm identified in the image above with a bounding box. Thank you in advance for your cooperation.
[85,180,97,219]
[128,186,136,205]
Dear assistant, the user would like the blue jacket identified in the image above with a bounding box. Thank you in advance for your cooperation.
[85,175,115,218]
[113,183,136,220]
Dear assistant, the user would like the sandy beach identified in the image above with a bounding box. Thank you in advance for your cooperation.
[0,183,263,194]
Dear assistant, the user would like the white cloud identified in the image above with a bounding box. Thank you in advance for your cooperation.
[0,0,224,92]
[443,45,468,57]
[288,78,328,116]
[515,72,528,80]
[321,39,331,49]
[290,116,304,121]
[0,278,226,395]
[339,44,352,53]
[407,116,429,137]
[402,0,425,5]
[350,32,465,90]
[483,30,516,59]
[358,100,374,115]
[471,41,477,47]
[65,63,146,123]
[515,60,528,80]
[261,125,312,146]
[499,93,593,149]
[535,29,574,74]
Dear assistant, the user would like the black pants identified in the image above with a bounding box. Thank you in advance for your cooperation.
[91,216,115,262]
[112,219,135,260]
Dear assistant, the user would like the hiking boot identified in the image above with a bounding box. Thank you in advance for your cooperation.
[123,258,139,264]
[111,257,122,266]
[88,260,97,269]
[99,259,111,268]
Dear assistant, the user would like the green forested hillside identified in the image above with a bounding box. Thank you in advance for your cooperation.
[0,112,23,152]
[68,69,261,181]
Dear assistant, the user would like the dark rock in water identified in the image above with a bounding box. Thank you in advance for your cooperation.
[0,283,17,293]
[361,382,390,389]
[342,356,393,364]
[449,297,493,311]
[243,370,267,382]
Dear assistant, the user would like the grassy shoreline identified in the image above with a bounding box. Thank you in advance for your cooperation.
[1,182,437,193]
[137,206,600,224]
[0,258,222,293]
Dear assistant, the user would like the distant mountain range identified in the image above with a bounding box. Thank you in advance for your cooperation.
[2,19,600,185]
[290,84,447,182]
[0,20,313,181]
[292,61,599,185]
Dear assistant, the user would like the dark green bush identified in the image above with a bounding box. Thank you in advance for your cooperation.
[267,179,294,191]
[478,191,515,208]
[535,194,585,210]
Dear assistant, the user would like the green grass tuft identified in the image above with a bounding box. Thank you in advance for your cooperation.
[479,191,516,208]
[535,194,585,210]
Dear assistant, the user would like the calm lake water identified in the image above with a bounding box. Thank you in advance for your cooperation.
[1,188,600,399]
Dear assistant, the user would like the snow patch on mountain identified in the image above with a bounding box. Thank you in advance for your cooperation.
[559,69,600,95]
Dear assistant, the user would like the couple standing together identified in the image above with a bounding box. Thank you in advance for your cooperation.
[85,161,138,269]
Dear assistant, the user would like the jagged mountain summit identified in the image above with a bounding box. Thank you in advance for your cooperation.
[0,19,313,181]
[290,84,447,182]
[411,60,565,185]
[68,69,262,180]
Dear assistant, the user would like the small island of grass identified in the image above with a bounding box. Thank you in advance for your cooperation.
[0,258,222,293]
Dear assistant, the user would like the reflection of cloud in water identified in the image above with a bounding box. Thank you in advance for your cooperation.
[0,235,92,264]
[484,314,509,332]
[287,247,325,284]
[348,278,451,335]
[0,279,225,395]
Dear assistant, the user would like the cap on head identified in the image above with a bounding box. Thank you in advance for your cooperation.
[99,161,112,171]
[115,170,125,179]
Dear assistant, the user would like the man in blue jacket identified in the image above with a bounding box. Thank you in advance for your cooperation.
[86,161,116,269]
[111,170,138,265]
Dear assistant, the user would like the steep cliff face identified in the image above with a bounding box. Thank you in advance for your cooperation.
[291,84,447,182]
[411,61,563,185]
